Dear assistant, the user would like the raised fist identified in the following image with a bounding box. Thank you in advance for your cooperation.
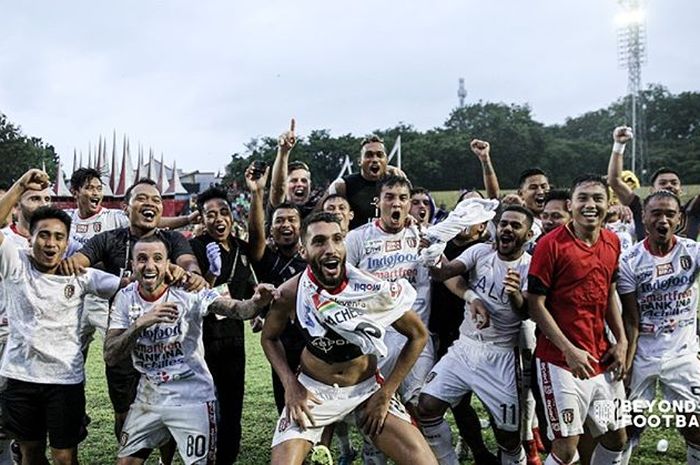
[613,126,633,144]
[470,139,490,162]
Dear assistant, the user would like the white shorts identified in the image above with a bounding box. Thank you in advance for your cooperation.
[79,295,110,350]
[519,320,537,352]
[378,330,435,405]
[628,352,700,405]
[537,359,628,440]
[119,401,217,465]
[421,337,521,432]
[271,372,412,448]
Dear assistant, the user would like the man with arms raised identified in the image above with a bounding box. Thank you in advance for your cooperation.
[618,190,700,464]
[104,235,276,465]
[0,170,121,465]
[262,212,436,465]
[420,205,533,465]
[528,175,628,465]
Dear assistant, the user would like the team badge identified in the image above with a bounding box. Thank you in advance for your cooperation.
[64,284,75,299]
[278,417,291,433]
[93,223,102,232]
[120,432,129,446]
[656,263,674,277]
[385,240,401,252]
[76,224,88,233]
[364,240,382,255]
[561,408,575,425]
[425,372,437,384]
[680,255,692,271]
[407,238,417,248]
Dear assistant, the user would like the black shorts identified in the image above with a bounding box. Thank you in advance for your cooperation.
[0,378,85,449]
[106,357,141,414]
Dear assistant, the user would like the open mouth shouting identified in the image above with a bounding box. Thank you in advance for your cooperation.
[389,210,403,226]
[292,186,307,202]
[88,196,101,210]
[533,194,546,210]
[369,163,382,176]
[140,207,158,224]
[320,256,342,280]
[213,222,228,237]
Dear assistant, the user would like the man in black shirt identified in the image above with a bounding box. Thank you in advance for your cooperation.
[59,178,205,458]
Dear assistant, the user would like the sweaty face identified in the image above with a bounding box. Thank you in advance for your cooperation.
[643,196,680,245]
[652,174,681,197]
[127,184,163,231]
[203,198,232,242]
[495,211,530,258]
[323,197,353,233]
[30,218,68,270]
[518,175,550,215]
[75,177,104,216]
[286,169,311,205]
[302,221,346,288]
[541,199,570,234]
[410,193,431,226]
[271,208,301,248]
[132,241,170,293]
[360,142,388,181]
[378,184,410,233]
[570,182,608,232]
[19,188,52,224]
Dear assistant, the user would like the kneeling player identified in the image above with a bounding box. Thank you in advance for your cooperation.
[619,190,700,464]
[104,235,277,465]
[420,206,534,465]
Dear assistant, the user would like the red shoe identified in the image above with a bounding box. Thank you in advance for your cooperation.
[532,427,546,453]
[525,440,543,465]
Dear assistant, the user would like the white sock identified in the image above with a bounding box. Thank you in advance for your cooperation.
[419,417,459,465]
[501,445,526,465]
[362,437,387,465]
[590,443,622,465]
[335,422,352,455]
[523,389,536,441]
[544,452,573,465]
[687,441,700,465]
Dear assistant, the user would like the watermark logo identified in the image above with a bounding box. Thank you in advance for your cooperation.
[593,399,700,429]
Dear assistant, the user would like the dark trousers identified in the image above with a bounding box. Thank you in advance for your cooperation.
[204,339,246,465]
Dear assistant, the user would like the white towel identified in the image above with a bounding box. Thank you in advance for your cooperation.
[420,198,499,266]
[297,264,416,358]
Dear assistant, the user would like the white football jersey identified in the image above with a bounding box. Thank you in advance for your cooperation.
[110,284,220,405]
[0,226,30,339]
[618,237,700,359]
[346,221,431,326]
[0,239,119,383]
[606,220,635,255]
[67,207,129,246]
[455,243,531,348]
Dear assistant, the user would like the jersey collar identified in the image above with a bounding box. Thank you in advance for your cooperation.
[305,266,349,295]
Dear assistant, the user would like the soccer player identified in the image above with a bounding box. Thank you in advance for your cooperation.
[322,194,354,234]
[0,170,121,465]
[409,188,435,228]
[540,190,571,236]
[104,234,277,465]
[261,212,437,465]
[528,174,628,465]
[618,190,700,464]
[420,205,534,465]
[189,185,259,464]
[607,126,700,240]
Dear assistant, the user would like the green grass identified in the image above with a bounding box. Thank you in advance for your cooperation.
[78,328,689,464]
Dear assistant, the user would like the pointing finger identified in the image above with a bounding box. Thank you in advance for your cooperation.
[290,118,296,134]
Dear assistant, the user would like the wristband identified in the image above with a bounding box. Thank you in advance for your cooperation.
[463,290,477,304]
[612,141,626,154]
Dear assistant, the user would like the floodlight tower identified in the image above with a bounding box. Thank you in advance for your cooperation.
[458,78,467,108]
[616,0,647,177]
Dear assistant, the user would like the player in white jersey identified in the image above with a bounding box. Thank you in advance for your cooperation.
[345,175,433,410]
[104,234,277,465]
[619,190,700,464]
[0,170,122,465]
[418,205,533,465]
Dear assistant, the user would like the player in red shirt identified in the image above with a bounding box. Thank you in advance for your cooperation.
[528,174,628,465]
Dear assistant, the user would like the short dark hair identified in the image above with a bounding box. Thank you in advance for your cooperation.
[271,202,302,220]
[410,187,430,197]
[288,161,310,173]
[498,205,534,229]
[69,168,103,193]
[301,211,341,242]
[649,167,681,185]
[643,190,682,211]
[570,174,608,198]
[517,168,547,189]
[322,194,350,209]
[197,186,230,212]
[124,178,159,203]
[544,189,571,204]
[29,206,71,235]
[457,188,485,203]
[132,233,171,256]
[377,175,412,196]
[360,135,385,148]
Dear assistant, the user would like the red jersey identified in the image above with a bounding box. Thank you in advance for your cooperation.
[528,224,620,375]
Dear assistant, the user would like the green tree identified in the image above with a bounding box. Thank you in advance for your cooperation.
[0,112,59,187]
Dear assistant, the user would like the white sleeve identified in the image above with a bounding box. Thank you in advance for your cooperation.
[617,253,636,295]
[116,210,130,229]
[109,290,131,330]
[454,244,480,270]
[84,269,121,300]
[0,238,22,280]
[196,288,222,317]
[345,230,363,266]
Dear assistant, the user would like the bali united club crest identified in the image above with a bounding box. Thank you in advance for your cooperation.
[561,408,575,425]
[64,284,75,299]
[680,255,692,271]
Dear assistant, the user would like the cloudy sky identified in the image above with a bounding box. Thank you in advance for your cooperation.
[1,0,698,174]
